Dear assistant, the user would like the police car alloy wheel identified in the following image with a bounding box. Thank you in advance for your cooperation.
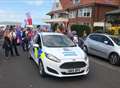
[39,61,46,76]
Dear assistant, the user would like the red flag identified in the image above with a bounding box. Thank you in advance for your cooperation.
[27,18,32,25]
[26,12,32,25]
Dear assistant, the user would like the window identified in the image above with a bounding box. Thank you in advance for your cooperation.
[69,11,76,18]
[110,36,120,46]
[89,34,114,46]
[56,3,59,8]
[78,8,92,17]
[102,36,114,46]
[53,14,59,19]
[73,0,80,4]
[78,9,83,17]
[89,35,103,42]
[42,35,76,47]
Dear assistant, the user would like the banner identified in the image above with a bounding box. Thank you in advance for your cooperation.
[26,12,33,25]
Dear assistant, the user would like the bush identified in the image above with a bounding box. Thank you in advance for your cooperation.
[118,29,120,35]
[84,25,91,35]
[71,24,91,37]
[93,27,104,33]
[107,30,115,35]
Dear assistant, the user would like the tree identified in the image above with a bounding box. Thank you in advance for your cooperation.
[71,24,91,37]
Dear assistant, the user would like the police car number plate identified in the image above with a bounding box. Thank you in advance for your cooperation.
[67,68,82,73]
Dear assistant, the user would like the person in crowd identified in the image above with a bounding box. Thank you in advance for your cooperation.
[9,26,20,56]
[78,37,84,48]
[67,30,74,40]
[73,34,78,44]
[16,27,22,45]
[21,29,29,51]
[3,29,13,58]
[55,26,61,33]
[27,28,33,41]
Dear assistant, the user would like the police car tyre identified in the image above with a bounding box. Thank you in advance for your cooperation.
[28,53,33,60]
[109,53,120,65]
[29,56,33,60]
[39,61,46,77]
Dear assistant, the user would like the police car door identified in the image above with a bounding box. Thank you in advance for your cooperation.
[33,34,42,64]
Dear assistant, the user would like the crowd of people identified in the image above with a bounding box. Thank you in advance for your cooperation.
[2,26,34,59]
[2,25,84,59]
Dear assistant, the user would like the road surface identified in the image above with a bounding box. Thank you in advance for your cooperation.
[0,45,120,88]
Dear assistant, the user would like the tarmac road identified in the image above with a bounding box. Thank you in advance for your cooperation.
[0,45,120,88]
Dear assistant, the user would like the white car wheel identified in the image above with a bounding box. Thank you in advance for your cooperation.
[109,53,120,65]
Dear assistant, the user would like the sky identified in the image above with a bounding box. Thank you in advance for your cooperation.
[0,0,58,25]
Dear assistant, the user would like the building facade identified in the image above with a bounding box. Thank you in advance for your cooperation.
[47,0,120,29]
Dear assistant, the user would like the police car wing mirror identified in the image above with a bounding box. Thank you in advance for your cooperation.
[33,44,39,48]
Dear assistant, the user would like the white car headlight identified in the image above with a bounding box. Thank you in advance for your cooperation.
[84,54,88,61]
[46,53,61,63]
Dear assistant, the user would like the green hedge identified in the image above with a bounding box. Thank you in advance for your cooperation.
[71,24,91,37]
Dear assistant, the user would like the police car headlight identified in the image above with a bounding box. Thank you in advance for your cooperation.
[84,54,88,61]
[46,54,61,63]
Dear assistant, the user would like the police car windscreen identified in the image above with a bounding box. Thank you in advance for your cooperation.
[42,35,76,47]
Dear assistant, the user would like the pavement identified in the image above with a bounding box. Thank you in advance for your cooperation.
[0,44,120,88]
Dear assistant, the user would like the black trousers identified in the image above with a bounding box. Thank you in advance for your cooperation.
[12,39,19,56]
[12,44,19,55]
[22,39,29,51]
[4,45,14,57]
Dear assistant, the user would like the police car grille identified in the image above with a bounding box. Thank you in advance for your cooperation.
[60,62,86,69]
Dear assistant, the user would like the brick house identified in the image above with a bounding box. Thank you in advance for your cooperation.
[47,0,120,30]
[60,0,119,26]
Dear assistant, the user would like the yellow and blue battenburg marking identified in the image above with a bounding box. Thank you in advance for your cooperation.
[34,48,38,58]
[38,49,46,60]
[34,47,46,61]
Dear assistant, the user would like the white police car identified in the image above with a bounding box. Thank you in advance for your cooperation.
[29,32,89,77]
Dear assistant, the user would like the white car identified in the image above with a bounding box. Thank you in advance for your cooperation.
[29,32,89,77]
[83,33,120,65]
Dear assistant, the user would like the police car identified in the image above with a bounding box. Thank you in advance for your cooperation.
[29,32,89,77]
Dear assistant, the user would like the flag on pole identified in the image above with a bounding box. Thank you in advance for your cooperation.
[26,12,32,25]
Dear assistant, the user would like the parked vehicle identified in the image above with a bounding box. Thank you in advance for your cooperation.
[29,32,89,77]
[83,33,120,65]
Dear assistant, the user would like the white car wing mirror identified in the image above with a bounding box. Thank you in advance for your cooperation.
[104,41,108,44]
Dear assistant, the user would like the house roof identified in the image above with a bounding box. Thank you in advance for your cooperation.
[47,10,63,15]
[66,3,118,10]
[60,0,119,10]
[44,18,69,23]
[106,9,120,15]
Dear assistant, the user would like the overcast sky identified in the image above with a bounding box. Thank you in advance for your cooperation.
[0,0,59,25]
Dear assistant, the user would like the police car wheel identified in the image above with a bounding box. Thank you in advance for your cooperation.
[39,62,46,77]
[28,53,33,60]
[29,55,33,60]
